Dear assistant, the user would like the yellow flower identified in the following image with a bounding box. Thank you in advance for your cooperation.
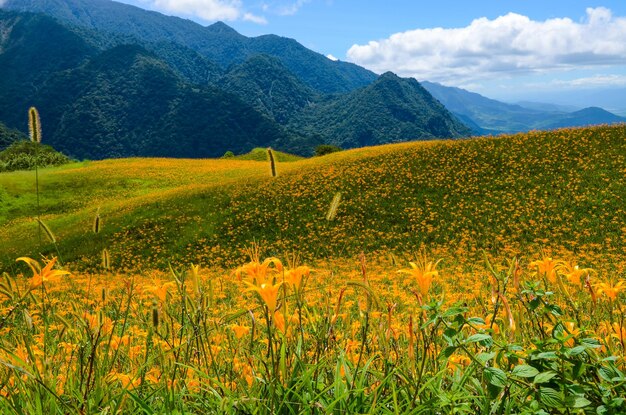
[397,258,441,297]
[530,256,558,284]
[245,280,282,312]
[146,281,177,304]
[230,324,250,339]
[16,257,70,290]
[556,261,594,285]
[594,280,626,301]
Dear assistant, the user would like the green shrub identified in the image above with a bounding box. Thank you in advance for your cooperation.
[0,141,71,172]
[315,144,342,156]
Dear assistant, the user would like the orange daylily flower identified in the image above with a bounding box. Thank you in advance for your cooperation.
[245,280,282,312]
[594,280,626,301]
[398,258,441,297]
[16,257,70,290]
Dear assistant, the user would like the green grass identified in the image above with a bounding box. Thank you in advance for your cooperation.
[233,147,303,162]
[1,125,625,273]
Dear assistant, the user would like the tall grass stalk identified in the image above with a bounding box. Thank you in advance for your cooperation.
[28,107,42,244]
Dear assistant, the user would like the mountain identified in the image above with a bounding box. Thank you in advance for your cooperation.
[538,107,626,130]
[222,55,317,125]
[515,101,580,113]
[0,5,470,159]
[3,0,377,93]
[422,81,626,134]
[0,122,26,150]
[290,73,470,148]
[0,12,293,159]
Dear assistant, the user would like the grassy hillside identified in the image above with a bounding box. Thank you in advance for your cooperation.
[1,125,624,273]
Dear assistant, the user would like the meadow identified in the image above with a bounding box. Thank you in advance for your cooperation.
[0,125,625,413]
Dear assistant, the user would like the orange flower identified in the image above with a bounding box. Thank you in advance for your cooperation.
[556,261,594,285]
[245,280,282,312]
[16,257,70,290]
[146,281,177,303]
[284,266,311,292]
[530,256,559,284]
[234,257,283,286]
[230,324,250,339]
[398,258,441,297]
[594,280,626,301]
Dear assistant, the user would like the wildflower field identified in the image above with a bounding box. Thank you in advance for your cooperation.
[1,125,625,413]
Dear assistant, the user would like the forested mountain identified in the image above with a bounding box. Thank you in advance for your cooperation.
[0,122,26,150]
[290,73,470,148]
[3,0,377,93]
[422,81,626,134]
[0,3,470,159]
[0,12,292,159]
[222,55,318,125]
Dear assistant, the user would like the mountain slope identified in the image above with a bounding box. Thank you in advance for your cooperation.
[422,81,626,134]
[3,0,377,93]
[291,73,471,148]
[538,107,626,130]
[40,45,292,159]
[222,55,317,124]
[0,121,26,150]
[0,12,293,159]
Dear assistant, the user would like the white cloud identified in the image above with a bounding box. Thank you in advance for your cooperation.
[243,12,268,24]
[277,0,310,16]
[326,54,338,61]
[539,74,626,89]
[136,0,267,23]
[347,8,626,84]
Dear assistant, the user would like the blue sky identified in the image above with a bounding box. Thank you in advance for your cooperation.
[117,1,626,110]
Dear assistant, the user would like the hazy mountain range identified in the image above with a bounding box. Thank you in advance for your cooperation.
[0,0,623,158]
[421,81,626,135]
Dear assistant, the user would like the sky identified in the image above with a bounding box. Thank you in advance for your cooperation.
[116,0,626,111]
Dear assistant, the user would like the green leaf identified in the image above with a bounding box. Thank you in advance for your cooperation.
[476,352,497,364]
[539,387,563,408]
[484,367,507,388]
[534,351,558,360]
[534,371,557,384]
[466,333,492,344]
[512,364,539,378]
[565,396,591,409]
[566,346,586,356]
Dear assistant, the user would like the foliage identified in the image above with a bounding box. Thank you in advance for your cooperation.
[0,141,71,172]
[3,0,376,93]
[0,251,624,413]
[0,10,469,160]
[221,151,235,159]
[289,72,471,148]
[315,144,343,156]
[0,122,26,150]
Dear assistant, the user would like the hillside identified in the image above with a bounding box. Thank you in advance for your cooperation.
[3,0,377,93]
[222,55,318,125]
[0,7,468,159]
[0,13,296,159]
[290,73,470,148]
[422,81,626,134]
[0,121,26,150]
[1,124,624,271]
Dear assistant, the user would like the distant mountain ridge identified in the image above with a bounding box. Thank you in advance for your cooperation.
[3,0,377,93]
[422,81,626,134]
[0,2,470,159]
